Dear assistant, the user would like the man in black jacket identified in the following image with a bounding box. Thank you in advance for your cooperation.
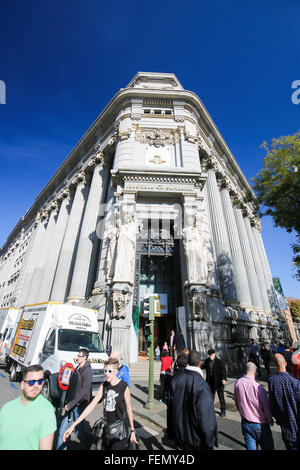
[168,350,218,450]
[202,349,227,417]
[56,348,93,450]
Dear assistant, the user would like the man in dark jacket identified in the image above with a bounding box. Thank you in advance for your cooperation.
[168,350,218,450]
[202,349,227,417]
[56,348,93,449]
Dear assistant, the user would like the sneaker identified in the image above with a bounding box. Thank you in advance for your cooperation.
[220,411,226,417]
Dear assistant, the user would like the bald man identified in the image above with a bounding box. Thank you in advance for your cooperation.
[110,351,130,386]
[268,354,300,450]
[234,362,274,450]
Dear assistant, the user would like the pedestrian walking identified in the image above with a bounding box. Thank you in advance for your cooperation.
[201,348,227,417]
[173,348,189,376]
[279,341,293,375]
[169,329,177,361]
[0,364,56,450]
[234,362,274,450]
[260,344,272,376]
[56,348,93,450]
[159,349,173,401]
[110,350,130,386]
[63,357,138,450]
[168,350,218,450]
[269,341,277,356]
[248,339,261,376]
[155,345,160,361]
[268,354,300,450]
[291,340,300,379]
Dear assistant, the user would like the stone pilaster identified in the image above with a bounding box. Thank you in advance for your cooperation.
[67,153,108,302]
[50,171,88,302]
[206,170,238,303]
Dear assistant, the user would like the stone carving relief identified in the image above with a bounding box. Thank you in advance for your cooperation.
[188,287,207,322]
[136,128,178,147]
[112,286,132,320]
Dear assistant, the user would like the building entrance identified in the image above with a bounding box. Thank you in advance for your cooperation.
[133,220,182,356]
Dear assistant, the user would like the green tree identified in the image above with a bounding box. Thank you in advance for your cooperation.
[287,297,300,322]
[252,130,300,280]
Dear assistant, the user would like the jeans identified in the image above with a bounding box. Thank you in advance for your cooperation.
[241,419,274,450]
[56,404,89,450]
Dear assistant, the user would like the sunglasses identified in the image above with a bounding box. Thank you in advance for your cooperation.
[23,378,44,386]
[104,369,117,374]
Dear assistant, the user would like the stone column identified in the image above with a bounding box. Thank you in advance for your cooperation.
[244,217,271,314]
[18,212,48,306]
[252,222,281,314]
[220,185,252,309]
[27,202,59,304]
[50,171,88,302]
[36,189,72,303]
[206,170,237,303]
[234,208,264,312]
[67,154,108,302]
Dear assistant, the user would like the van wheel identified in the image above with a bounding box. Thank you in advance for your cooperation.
[42,378,51,401]
[9,363,17,382]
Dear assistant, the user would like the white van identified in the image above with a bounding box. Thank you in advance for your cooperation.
[9,302,108,404]
[0,308,19,367]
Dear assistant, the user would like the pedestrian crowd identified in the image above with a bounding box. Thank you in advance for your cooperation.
[1,335,300,451]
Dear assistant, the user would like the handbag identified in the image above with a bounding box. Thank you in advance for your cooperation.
[104,417,129,445]
[90,417,105,450]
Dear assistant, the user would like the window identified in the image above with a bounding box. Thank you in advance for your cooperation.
[58,329,104,353]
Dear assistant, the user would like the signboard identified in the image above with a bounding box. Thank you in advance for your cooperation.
[155,294,168,315]
[273,277,288,310]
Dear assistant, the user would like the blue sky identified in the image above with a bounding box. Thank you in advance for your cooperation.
[0,0,299,297]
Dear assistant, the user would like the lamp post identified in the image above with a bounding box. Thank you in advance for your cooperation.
[144,295,156,410]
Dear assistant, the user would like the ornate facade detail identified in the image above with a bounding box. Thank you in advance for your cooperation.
[135,128,179,147]
[112,285,132,319]
[188,287,208,322]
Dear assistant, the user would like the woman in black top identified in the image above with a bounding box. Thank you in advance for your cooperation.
[63,358,138,449]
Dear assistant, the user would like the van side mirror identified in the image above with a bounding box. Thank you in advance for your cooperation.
[106,345,112,356]
[43,340,54,355]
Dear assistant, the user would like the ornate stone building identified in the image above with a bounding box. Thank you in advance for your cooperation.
[0,72,294,366]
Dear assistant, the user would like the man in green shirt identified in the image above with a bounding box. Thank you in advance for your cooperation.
[0,364,57,450]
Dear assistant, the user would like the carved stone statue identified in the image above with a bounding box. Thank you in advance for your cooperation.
[105,212,121,282]
[113,212,141,284]
[182,215,209,284]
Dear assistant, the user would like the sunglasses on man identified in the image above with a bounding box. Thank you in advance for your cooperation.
[23,379,44,386]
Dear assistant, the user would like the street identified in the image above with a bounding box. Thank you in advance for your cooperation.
[0,365,287,451]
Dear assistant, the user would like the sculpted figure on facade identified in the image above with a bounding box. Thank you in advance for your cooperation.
[182,214,209,284]
[105,211,121,283]
[113,212,141,284]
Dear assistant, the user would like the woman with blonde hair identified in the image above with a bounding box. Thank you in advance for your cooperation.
[63,357,138,450]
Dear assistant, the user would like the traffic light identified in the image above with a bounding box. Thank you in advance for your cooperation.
[142,296,150,319]
[143,324,151,347]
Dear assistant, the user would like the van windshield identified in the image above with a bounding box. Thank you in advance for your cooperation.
[58,329,104,353]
